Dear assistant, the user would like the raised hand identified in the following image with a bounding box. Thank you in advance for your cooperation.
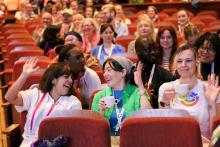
[134,61,144,89]
[22,57,40,76]
[204,74,220,105]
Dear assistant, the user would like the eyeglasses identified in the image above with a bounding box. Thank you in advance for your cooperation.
[200,46,215,52]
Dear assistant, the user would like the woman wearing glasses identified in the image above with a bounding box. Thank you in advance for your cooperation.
[194,32,220,83]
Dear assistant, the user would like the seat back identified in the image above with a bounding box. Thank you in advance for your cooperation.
[131,109,191,118]
[12,56,51,82]
[38,110,111,147]
[6,49,44,69]
[120,117,202,147]
[115,35,135,52]
[89,90,101,109]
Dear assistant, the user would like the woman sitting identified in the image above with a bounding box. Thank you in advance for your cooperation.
[5,58,82,146]
[194,32,220,84]
[92,56,152,135]
[128,18,156,54]
[92,23,125,65]
[158,45,220,138]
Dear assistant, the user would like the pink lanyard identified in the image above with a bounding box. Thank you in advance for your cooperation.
[30,93,59,131]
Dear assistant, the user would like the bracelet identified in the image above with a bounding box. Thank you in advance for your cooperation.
[140,90,151,101]
[140,90,148,96]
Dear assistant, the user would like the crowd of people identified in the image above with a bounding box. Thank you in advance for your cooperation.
[2,0,220,146]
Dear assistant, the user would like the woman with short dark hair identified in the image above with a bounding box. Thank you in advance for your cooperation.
[194,32,220,83]
[5,58,82,146]
[92,56,151,135]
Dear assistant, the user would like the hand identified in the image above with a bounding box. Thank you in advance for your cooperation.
[204,74,220,105]
[22,57,39,76]
[146,86,154,98]
[99,98,107,112]
[162,87,176,103]
[134,61,144,89]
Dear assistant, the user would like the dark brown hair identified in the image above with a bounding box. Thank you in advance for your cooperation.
[98,23,117,45]
[156,26,178,70]
[39,62,74,95]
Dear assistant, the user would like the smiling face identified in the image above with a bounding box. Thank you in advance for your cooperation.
[101,26,114,43]
[147,6,156,19]
[177,10,189,26]
[160,30,174,50]
[95,12,105,25]
[70,1,78,15]
[198,40,216,64]
[83,20,95,35]
[52,74,73,96]
[115,5,122,16]
[63,13,72,24]
[65,49,85,73]
[41,13,52,26]
[135,38,158,65]
[85,7,93,18]
[137,20,153,37]
[103,62,125,89]
[176,49,197,79]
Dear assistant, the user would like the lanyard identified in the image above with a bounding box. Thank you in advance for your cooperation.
[97,45,114,60]
[30,93,59,131]
[114,104,124,132]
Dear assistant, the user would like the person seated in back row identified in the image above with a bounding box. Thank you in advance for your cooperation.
[129,37,174,108]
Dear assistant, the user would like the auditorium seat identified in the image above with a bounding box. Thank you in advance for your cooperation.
[38,110,111,147]
[120,117,202,147]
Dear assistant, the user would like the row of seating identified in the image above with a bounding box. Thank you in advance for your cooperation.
[0,18,50,146]
[22,109,220,147]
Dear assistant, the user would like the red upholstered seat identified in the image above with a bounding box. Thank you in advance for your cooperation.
[38,110,111,147]
[212,115,220,131]
[120,117,202,147]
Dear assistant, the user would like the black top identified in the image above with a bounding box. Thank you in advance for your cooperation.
[201,62,220,84]
[129,63,174,108]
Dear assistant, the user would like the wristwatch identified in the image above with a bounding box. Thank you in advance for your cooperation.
[159,101,170,107]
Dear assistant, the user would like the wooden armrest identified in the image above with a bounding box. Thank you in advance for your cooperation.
[2,124,20,134]
[0,84,9,97]
[1,102,11,107]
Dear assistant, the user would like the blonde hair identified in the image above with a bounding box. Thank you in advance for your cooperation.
[173,46,202,79]
[82,18,99,35]
[136,18,156,40]
[72,14,84,22]
[101,4,115,12]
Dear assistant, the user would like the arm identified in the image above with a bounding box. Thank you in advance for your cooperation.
[5,58,39,106]
[204,74,220,131]
[91,92,106,116]
[134,61,152,109]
